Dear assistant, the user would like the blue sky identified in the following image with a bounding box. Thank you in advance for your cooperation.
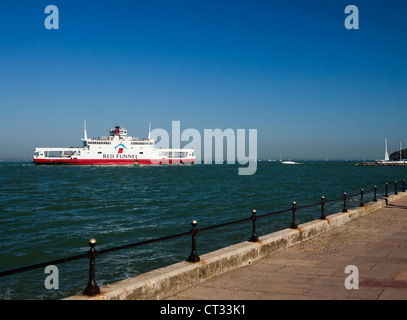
[0,0,406,160]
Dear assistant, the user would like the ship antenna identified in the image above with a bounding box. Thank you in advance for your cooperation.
[148,121,151,140]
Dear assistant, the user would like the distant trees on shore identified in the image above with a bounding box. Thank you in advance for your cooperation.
[390,148,407,161]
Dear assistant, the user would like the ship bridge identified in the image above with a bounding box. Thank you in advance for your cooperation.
[109,125,127,137]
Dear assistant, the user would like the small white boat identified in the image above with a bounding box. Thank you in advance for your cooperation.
[280,153,298,165]
[281,161,298,165]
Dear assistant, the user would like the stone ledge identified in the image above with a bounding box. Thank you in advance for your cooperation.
[65,192,407,300]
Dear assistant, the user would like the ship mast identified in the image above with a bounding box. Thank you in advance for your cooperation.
[84,120,88,140]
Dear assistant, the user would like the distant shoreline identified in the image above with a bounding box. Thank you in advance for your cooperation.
[356,162,407,167]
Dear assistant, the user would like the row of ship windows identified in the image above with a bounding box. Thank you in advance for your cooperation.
[88,141,111,145]
[88,141,153,145]
[131,142,153,145]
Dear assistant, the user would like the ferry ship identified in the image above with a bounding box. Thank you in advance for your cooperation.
[33,122,195,165]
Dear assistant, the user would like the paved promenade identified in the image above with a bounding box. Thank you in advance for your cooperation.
[168,196,407,300]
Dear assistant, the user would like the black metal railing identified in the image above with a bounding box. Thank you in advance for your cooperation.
[0,179,405,297]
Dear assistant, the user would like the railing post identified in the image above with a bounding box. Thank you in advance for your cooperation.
[374,186,377,202]
[395,181,398,195]
[187,220,200,262]
[249,210,259,242]
[291,202,298,229]
[403,179,406,192]
[343,192,348,213]
[360,189,364,207]
[83,238,100,296]
[385,183,389,197]
[320,196,326,220]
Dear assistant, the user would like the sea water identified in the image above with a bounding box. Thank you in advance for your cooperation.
[0,161,405,299]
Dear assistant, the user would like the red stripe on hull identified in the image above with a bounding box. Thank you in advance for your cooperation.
[34,158,195,165]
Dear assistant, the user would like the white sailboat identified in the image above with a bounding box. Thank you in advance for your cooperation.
[385,138,390,162]
[359,138,406,166]
[376,138,406,164]
[377,138,390,164]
